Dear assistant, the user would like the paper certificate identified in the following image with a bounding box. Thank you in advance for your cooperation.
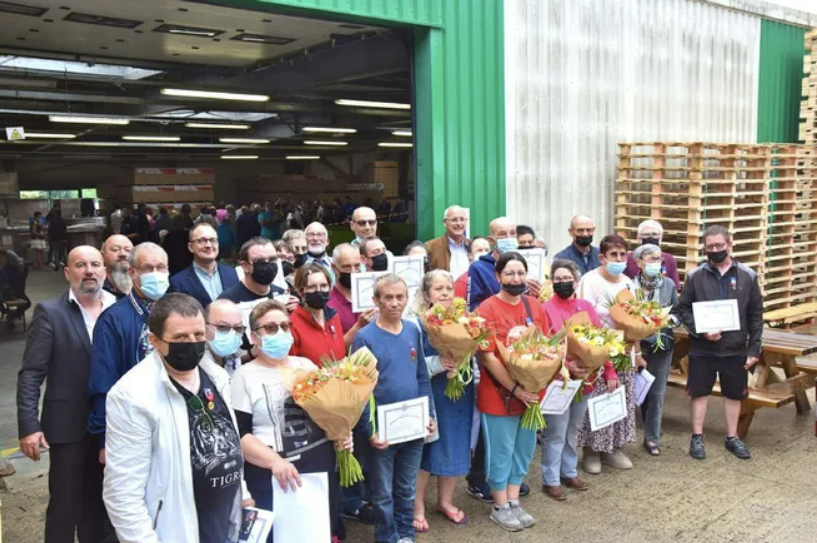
[351,271,389,313]
[392,255,425,301]
[587,386,628,432]
[692,299,741,334]
[540,380,583,415]
[239,507,275,543]
[273,473,330,543]
[633,368,655,406]
[377,396,429,445]
[517,248,547,282]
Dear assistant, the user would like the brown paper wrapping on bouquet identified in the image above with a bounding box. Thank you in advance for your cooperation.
[422,304,480,376]
[609,289,660,341]
[497,326,566,394]
[565,312,609,374]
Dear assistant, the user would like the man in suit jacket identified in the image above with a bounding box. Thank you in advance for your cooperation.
[425,205,470,279]
[168,223,238,308]
[17,246,117,543]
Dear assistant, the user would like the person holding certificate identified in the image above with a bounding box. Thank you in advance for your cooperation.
[476,252,550,532]
[673,225,762,461]
[576,235,641,474]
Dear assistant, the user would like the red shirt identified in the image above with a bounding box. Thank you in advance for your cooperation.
[326,286,359,334]
[476,294,550,416]
[454,272,468,299]
[290,305,346,367]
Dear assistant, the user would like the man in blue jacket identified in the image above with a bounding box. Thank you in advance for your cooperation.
[88,242,169,463]
[168,223,238,308]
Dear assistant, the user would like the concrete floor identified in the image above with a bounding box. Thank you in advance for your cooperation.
[2,270,817,542]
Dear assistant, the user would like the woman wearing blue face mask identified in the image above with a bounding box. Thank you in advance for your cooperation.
[230,300,351,542]
[575,235,639,475]
[633,244,677,457]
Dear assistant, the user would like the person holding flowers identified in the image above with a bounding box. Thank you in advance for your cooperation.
[476,252,550,532]
[231,299,352,542]
[632,244,678,456]
[289,263,346,366]
[539,259,616,500]
[576,234,641,474]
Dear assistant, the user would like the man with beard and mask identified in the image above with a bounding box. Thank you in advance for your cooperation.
[101,234,134,299]
[673,225,762,461]
[327,243,376,348]
[623,219,680,289]
[204,299,246,377]
[168,223,239,309]
[360,237,390,273]
[304,222,334,283]
[104,294,253,543]
[554,215,600,276]
[88,242,170,464]
[17,246,117,543]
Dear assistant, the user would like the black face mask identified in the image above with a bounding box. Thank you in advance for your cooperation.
[642,237,661,247]
[304,291,330,310]
[707,249,728,264]
[164,341,206,372]
[553,281,576,300]
[293,253,308,269]
[282,262,295,277]
[251,261,277,285]
[423,258,431,273]
[370,253,389,271]
[501,283,527,297]
[575,235,593,248]
[338,272,352,289]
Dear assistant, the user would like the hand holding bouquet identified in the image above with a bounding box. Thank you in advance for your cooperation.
[608,289,672,347]
[291,348,379,487]
[423,297,490,400]
[566,312,629,373]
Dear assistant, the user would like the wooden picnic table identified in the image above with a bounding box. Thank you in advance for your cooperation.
[669,328,817,437]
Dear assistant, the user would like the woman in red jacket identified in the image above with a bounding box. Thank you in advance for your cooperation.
[289,263,346,366]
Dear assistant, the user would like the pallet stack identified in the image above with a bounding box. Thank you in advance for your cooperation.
[800,30,817,143]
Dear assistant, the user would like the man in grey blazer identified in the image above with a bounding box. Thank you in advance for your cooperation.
[16,246,117,543]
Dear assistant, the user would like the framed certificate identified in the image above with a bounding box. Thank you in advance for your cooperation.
[692,299,741,334]
[587,386,627,432]
[517,248,547,282]
[350,271,388,313]
[392,255,425,301]
[539,380,582,415]
[377,396,429,445]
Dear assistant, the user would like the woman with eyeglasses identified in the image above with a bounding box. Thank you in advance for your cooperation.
[231,299,352,542]
[289,264,346,367]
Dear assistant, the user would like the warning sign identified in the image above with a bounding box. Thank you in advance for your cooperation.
[5,127,25,141]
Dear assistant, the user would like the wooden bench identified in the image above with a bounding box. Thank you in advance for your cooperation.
[764,302,817,328]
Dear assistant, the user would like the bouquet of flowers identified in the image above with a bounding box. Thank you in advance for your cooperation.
[538,279,554,303]
[566,312,629,373]
[608,289,672,348]
[291,348,379,487]
[497,326,568,430]
[423,297,490,401]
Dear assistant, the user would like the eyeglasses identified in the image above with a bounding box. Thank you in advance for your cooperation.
[355,219,377,227]
[186,395,214,429]
[306,232,327,239]
[207,323,247,335]
[191,237,218,246]
[705,243,728,252]
[253,322,291,335]
[138,264,168,273]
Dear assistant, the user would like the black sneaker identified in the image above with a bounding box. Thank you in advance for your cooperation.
[689,434,706,460]
[466,480,493,503]
[519,482,531,497]
[341,503,375,525]
[725,437,751,459]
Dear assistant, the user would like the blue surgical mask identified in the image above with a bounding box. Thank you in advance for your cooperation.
[260,331,294,360]
[605,261,626,276]
[495,237,519,254]
[139,271,169,300]
[209,330,242,358]
[644,263,663,278]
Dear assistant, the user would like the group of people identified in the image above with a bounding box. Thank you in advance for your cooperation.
[14,200,763,543]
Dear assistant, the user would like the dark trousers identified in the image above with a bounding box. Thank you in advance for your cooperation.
[50,241,67,269]
[46,434,117,543]
[466,425,486,487]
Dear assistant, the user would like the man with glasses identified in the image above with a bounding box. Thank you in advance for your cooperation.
[304,222,334,282]
[425,205,470,278]
[350,206,379,248]
[623,219,680,289]
[204,299,246,377]
[554,215,600,275]
[168,223,239,308]
[674,225,762,460]
[89,242,170,465]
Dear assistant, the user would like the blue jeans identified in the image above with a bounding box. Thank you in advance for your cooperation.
[370,439,424,543]
[540,397,588,486]
[641,347,673,444]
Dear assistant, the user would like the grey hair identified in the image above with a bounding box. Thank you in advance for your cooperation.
[550,259,581,282]
[127,242,166,269]
[633,243,661,261]
[411,269,454,315]
[637,219,664,236]
[332,243,358,265]
[443,205,465,220]
[282,229,306,242]
[373,273,407,299]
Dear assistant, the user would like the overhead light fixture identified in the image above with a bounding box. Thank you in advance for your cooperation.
[64,12,143,29]
[286,155,320,160]
[185,122,249,130]
[392,130,412,137]
[221,155,258,160]
[304,140,348,146]
[161,88,269,102]
[0,55,162,80]
[154,23,223,38]
[219,138,270,144]
[122,136,181,142]
[335,99,410,110]
[0,2,49,17]
[302,127,357,134]
[49,115,130,125]
[379,142,413,148]
[25,133,77,139]
[231,33,295,45]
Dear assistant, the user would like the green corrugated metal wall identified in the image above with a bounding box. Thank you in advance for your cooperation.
[757,19,808,143]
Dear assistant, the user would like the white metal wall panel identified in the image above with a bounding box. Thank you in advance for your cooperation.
[505,0,761,256]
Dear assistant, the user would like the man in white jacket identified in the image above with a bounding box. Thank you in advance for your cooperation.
[104,293,253,543]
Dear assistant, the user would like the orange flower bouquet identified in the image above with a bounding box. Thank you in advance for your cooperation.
[608,289,672,348]
[291,348,379,487]
[565,312,626,374]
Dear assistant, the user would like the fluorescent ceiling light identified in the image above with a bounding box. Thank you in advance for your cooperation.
[379,142,413,148]
[231,33,295,45]
[122,136,181,142]
[0,55,162,80]
[0,1,48,17]
[25,133,76,139]
[286,155,320,160]
[335,99,410,110]
[221,155,258,160]
[161,88,269,102]
[154,24,223,38]
[392,130,412,137]
[49,115,130,125]
[185,122,249,130]
[219,138,270,144]
[302,127,357,134]
[304,140,348,146]
[154,110,275,122]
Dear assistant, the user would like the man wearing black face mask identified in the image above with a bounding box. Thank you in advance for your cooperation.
[673,225,762,461]
[104,293,253,543]
[327,243,377,349]
[361,237,390,272]
[623,219,680,289]
[554,215,600,276]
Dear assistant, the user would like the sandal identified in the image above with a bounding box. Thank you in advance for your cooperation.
[436,506,467,526]
[412,516,429,533]
[644,442,661,456]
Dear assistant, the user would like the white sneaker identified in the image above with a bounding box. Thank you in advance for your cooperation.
[602,449,633,470]
[509,503,535,528]
[582,449,601,474]
[490,505,524,532]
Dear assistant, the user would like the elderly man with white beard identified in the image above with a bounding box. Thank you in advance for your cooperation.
[101,234,134,298]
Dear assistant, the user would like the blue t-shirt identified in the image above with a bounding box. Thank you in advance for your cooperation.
[258,211,280,240]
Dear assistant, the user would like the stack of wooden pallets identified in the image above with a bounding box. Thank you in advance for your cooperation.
[800,30,817,143]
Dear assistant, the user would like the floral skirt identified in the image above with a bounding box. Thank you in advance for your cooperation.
[577,370,636,453]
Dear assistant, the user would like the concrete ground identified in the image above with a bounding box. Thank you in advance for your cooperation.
[2,270,817,542]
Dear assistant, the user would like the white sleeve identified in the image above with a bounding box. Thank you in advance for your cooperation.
[230,368,252,414]
[425,355,446,378]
